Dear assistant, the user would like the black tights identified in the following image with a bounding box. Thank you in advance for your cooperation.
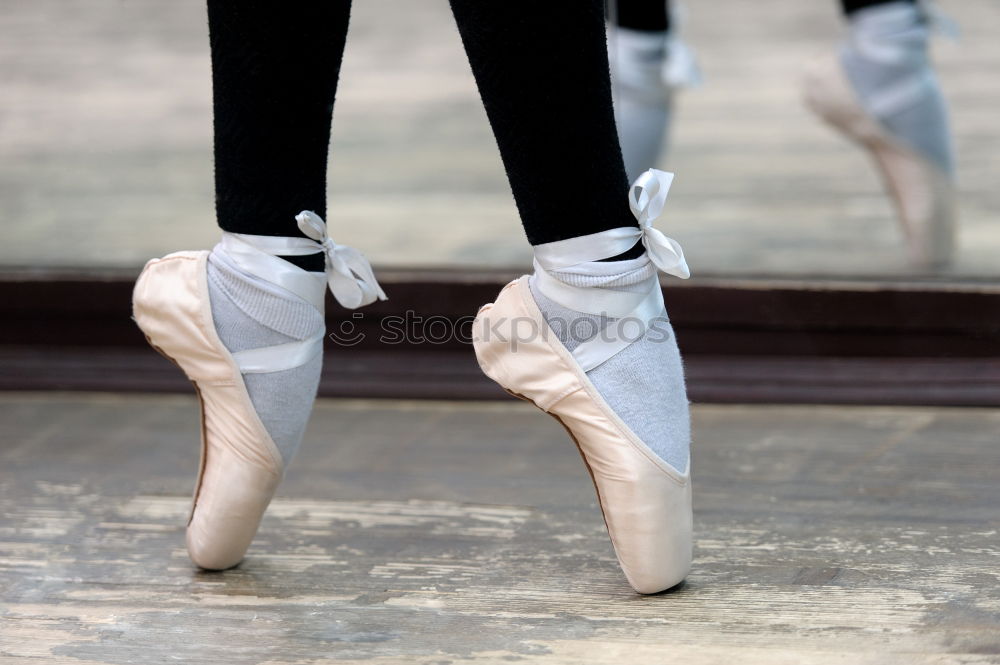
[612,0,916,32]
[208,0,917,264]
[207,0,637,262]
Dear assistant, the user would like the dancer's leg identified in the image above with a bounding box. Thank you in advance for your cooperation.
[614,0,670,32]
[453,0,693,594]
[448,0,636,246]
[209,1,350,257]
[842,0,911,14]
[205,0,356,467]
[837,0,953,174]
[133,1,386,570]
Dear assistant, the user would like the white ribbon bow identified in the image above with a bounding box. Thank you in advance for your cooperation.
[295,211,387,309]
[629,169,691,279]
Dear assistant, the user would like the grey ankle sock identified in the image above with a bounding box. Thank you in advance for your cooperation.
[206,248,324,468]
[840,1,953,174]
[528,260,691,473]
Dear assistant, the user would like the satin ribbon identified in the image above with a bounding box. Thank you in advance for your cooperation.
[529,168,690,371]
[212,212,385,375]
[628,169,691,280]
[295,211,387,310]
[533,168,690,280]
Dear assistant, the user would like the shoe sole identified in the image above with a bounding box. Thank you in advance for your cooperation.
[142,333,210,531]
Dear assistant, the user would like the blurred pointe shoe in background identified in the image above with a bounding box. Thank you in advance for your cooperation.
[803,1,957,270]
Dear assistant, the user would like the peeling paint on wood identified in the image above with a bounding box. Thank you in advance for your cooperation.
[1,393,999,663]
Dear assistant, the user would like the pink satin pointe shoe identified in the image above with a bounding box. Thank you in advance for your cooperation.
[473,170,693,594]
[803,54,956,270]
[132,211,385,570]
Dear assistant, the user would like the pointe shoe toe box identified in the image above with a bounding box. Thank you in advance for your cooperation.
[473,277,693,594]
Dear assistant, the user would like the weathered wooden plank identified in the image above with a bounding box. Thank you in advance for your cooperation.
[1,394,998,663]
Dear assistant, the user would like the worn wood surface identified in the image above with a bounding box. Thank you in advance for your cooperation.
[1,393,998,663]
[1,0,998,278]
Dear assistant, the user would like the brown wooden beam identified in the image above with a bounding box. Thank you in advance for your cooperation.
[1,268,998,405]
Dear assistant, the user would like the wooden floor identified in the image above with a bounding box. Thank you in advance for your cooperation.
[1,393,998,663]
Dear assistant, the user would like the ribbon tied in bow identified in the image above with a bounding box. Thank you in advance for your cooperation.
[629,169,690,280]
[295,211,387,309]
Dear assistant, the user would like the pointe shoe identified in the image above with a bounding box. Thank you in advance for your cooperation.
[132,211,385,570]
[473,170,692,594]
[803,54,956,270]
